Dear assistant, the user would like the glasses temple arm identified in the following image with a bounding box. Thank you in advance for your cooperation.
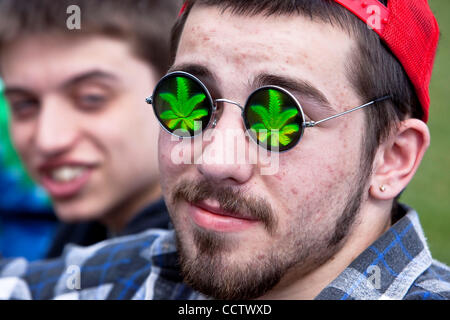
[304,96,391,127]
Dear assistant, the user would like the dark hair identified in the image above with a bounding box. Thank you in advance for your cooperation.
[170,0,423,222]
[0,0,182,77]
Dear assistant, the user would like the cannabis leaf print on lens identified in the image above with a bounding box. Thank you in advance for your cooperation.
[250,89,299,147]
[159,76,208,133]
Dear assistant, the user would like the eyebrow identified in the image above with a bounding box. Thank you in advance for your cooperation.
[169,63,215,82]
[254,73,335,114]
[3,87,34,97]
[60,70,119,89]
[4,70,120,97]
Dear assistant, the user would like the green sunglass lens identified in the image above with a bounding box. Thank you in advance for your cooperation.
[153,73,212,136]
[244,87,303,152]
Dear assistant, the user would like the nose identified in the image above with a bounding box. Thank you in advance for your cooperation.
[196,101,254,185]
[34,96,79,156]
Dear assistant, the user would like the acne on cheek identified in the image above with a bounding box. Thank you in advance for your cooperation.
[288,159,348,199]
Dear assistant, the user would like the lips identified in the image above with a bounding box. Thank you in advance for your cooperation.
[38,161,96,199]
[188,199,259,232]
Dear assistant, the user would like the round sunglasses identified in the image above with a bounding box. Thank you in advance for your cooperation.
[146,71,390,152]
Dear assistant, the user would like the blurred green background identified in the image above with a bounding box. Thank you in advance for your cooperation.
[400,0,450,264]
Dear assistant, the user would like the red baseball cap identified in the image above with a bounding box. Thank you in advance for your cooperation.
[334,0,439,122]
[179,0,439,122]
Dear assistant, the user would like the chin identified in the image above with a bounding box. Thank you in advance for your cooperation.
[52,198,106,223]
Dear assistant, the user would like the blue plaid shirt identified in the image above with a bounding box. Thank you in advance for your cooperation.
[0,204,448,300]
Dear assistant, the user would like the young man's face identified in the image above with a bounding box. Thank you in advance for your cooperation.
[1,34,161,224]
[159,6,373,299]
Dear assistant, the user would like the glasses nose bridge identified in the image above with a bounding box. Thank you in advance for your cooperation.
[214,98,244,111]
[211,98,245,129]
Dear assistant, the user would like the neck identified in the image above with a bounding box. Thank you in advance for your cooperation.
[100,183,162,234]
[259,201,392,300]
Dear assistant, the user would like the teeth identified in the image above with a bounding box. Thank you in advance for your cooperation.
[50,166,86,182]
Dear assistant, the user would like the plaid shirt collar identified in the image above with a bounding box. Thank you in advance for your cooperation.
[315,204,433,300]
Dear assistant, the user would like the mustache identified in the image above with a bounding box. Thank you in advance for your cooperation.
[172,179,278,234]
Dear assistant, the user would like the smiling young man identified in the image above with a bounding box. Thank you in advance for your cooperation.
[0,0,180,257]
[0,0,448,300]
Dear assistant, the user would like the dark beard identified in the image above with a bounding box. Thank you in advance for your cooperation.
[170,171,369,300]
[176,228,286,300]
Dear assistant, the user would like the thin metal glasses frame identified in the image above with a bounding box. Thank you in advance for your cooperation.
[146,71,390,151]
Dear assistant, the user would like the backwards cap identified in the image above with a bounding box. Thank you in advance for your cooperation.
[179,0,439,122]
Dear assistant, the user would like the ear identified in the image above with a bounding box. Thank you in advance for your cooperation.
[369,119,430,200]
